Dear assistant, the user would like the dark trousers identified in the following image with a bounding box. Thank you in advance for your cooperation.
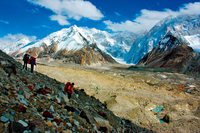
[67,92,72,99]
[23,62,28,70]
[31,64,34,73]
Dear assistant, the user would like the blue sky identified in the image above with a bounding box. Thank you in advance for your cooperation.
[0,0,200,40]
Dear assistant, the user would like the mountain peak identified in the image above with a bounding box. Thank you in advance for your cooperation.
[70,25,79,31]
[126,14,200,64]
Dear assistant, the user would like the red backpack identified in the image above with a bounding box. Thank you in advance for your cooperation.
[67,84,74,94]
[64,82,71,93]
[28,57,36,65]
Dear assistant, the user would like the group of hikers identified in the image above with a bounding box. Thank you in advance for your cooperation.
[23,54,36,73]
[23,53,75,100]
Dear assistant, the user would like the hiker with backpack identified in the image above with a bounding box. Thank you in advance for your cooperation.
[28,56,36,73]
[23,54,30,70]
[64,82,74,100]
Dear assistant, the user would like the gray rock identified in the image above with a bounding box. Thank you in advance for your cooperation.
[4,113,14,122]
[18,120,28,127]
[66,122,72,128]
[0,115,9,122]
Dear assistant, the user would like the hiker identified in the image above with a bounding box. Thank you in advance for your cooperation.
[28,56,36,73]
[64,82,74,99]
[23,54,30,70]
[64,82,71,94]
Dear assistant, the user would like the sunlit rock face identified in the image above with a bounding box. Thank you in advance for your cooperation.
[137,33,200,76]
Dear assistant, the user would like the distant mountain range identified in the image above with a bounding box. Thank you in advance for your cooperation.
[0,14,199,72]
[126,15,200,64]
[1,25,137,65]
[137,33,200,76]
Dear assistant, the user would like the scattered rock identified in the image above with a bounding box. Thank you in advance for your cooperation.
[46,120,53,127]
[0,115,9,123]
[18,120,28,127]
[15,104,27,113]
[160,114,170,123]
[10,121,26,133]
[0,50,157,132]
[43,110,54,118]
[62,130,73,133]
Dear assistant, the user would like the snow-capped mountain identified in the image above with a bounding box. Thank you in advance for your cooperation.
[0,34,36,54]
[137,32,200,76]
[7,25,137,64]
[126,15,200,64]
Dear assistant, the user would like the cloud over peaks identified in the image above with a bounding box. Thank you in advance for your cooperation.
[0,34,37,53]
[27,0,104,25]
[50,15,70,25]
[0,20,9,24]
[104,2,200,33]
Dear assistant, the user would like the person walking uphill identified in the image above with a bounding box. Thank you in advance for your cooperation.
[23,54,29,70]
[28,56,36,73]
[64,82,74,100]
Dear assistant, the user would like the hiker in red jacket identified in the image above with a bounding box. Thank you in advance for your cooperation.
[64,82,74,99]
[28,56,36,73]
[64,82,71,94]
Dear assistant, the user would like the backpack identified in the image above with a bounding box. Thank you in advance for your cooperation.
[64,82,71,92]
[67,84,74,93]
[29,57,36,65]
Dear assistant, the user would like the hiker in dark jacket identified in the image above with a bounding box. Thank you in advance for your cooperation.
[23,54,29,70]
[28,56,36,73]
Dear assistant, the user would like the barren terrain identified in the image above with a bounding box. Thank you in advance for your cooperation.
[31,61,200,132]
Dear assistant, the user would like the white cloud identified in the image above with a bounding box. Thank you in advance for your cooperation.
[27,0,104,25]
[104,2,200,33]
[50,15,70,25]
[0,20,9,24]
[114,12,121,16]
[41,24,51,29]
[0,34,37,53]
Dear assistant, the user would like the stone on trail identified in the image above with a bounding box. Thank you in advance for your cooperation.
[0,115,9,123]
[18,120,28,127]
[46,120,53,127]
[10,121,26,133]
[43,110,54,118]
[62,130,73,133]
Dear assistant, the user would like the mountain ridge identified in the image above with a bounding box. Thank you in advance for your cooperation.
[126,14,200,64]
[3,25,137,65]
[137,32,200,76]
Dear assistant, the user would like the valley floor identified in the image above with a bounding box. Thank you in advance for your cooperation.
[32,61,200,132]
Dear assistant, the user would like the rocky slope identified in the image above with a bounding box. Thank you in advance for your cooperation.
[126,15,200,64]
[0,50,152,132]
[137,33,200,76]
[33,61,200,132]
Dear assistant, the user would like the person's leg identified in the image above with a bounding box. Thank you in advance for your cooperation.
[67,92,71,99]
[25,63,27,70]
[31,64,34,73]
[23,61,25,69]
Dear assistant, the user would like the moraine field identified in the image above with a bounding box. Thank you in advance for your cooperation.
[23,60,200,132]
